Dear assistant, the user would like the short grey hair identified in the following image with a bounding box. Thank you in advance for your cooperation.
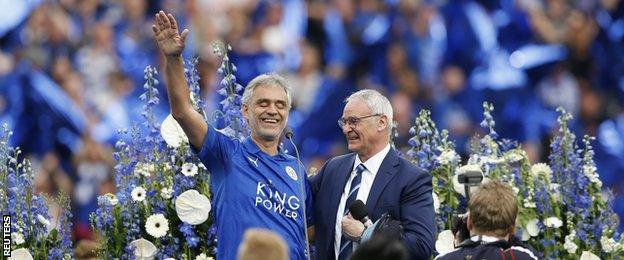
[242,73,292,107]
[345,89,394,131]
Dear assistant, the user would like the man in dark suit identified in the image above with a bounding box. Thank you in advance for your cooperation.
[310,89,436,260]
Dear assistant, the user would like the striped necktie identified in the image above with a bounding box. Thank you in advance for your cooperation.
[338,163,367,260]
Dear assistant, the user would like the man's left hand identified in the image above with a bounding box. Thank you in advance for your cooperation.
[341,214,365,242]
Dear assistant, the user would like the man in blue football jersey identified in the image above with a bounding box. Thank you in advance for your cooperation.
[152,11,312,260]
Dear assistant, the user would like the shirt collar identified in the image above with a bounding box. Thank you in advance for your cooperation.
[354,143,391,176]
[243,137,288,159]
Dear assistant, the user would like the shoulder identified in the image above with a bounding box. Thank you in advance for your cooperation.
[509,246,539,260]
[433,248,464,260]
[325,153,355,168]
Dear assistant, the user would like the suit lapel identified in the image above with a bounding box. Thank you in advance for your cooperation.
[365,148,399,215]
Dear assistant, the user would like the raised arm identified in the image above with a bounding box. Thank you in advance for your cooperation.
[152,11,207,150]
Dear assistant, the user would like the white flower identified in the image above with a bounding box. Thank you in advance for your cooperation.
[544,217,563,228]
[161,114,189,148]
[181,163,199,177]
[550,183,561,202]
[161,187,174,199]
[564,231,578,254]
[530,163,552,179]
[37,214,51,232]
[521,228,530,241]
[583,165,602,187]
[195,253,214,260]
[176,189,211,225]
[453,164,484,197]
[505,150,525,163]
[195,253,213,260]
[130,238,158,260]
[601,236,619,253]
[511,186,520,195]
[134,163,156,177]
[580,251,600,260]
[11,232,24,245]
[164,162,173,170]
[437,149,460,165]
[132,187,147,202]
[8,248,33,260]
[104,193,118,205]
[435,230,455,255]
[564,240,578,254]
[145,214,169,238]
[526,219,540,237]
[523,198,536,208]
[432,192,440,214]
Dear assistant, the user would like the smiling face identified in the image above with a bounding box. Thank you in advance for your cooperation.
[341,99,389,161]
[242,84,289,143]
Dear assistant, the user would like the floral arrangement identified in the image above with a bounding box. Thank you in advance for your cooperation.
[407,103,623,259]
[90,43,244,259]
[0,124,73,259]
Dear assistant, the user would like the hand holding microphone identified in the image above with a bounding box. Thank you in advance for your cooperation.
[341,200,372,242]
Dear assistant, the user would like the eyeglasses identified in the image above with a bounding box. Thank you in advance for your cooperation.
[338,114,382,128]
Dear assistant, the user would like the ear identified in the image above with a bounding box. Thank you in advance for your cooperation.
[466,214,474,231]
[242,104,249,120]
[378,114,388,132]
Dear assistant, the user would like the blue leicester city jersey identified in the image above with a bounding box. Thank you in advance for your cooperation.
[194,127,313,260]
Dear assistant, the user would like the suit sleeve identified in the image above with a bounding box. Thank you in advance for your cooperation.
[400,168,436,259]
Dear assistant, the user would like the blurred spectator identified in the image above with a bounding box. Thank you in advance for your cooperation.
[237,228,288,260]
[535,64,581,116]
[285,41,322,113]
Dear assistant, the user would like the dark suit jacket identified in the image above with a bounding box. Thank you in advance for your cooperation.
[310,148,436,259]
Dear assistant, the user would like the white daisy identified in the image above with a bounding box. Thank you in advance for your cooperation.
[181,163,198,177]
[132,187,147,202]
[145,214,169,238]
[11,232,25,245]
[530,163,552,179]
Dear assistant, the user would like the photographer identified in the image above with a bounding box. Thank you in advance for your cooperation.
[435,181,538,260]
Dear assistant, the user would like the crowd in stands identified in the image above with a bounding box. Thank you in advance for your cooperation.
[1,0,624,240]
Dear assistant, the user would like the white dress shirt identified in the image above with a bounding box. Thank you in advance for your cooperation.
[334,144,391,258]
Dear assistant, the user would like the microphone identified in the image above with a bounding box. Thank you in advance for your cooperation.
[284,126,294,139]
[284,126,310,260]
[349,200,373,227]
